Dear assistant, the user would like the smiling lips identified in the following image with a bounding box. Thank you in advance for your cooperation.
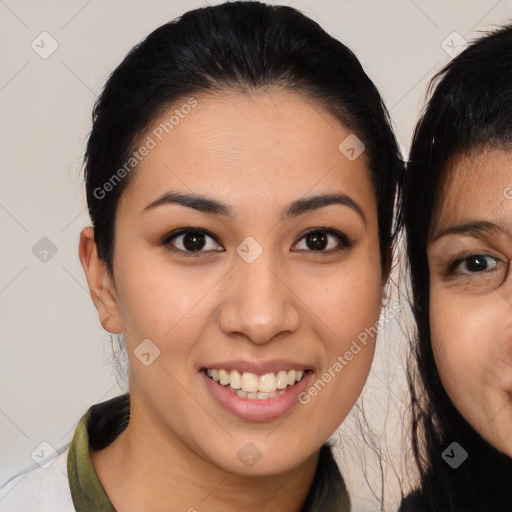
[205,368,305,399]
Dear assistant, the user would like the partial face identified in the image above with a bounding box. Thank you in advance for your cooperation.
[428,148,512,457]
[108,90,383,475]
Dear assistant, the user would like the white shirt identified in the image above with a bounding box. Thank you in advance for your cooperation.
[0,447,74,511]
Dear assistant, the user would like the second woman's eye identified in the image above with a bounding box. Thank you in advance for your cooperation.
[163,229,223,255]
[293,229,352,252]
[450,254,500,275]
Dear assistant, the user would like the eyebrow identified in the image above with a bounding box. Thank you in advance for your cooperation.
[143,191,366,224]
[430,221,502,242]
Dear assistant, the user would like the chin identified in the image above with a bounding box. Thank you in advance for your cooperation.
[205,438,315,477]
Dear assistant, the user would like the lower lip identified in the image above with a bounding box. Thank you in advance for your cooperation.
[200,371,312,422]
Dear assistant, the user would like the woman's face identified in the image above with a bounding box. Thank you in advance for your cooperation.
[95,90,383,475]
[428,148,512,457]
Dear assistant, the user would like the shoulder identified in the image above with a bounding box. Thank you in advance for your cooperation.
[0,446,74,512]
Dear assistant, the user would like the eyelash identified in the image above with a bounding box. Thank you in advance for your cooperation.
[161,227,353,257]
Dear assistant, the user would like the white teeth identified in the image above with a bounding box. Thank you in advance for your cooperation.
[236,389,282,400]
[206,367,307,396]
[230,370,242,389]
[276,371,288,389]
[258,373,276,393]
[241,372,259,393]
[219,369,230,385]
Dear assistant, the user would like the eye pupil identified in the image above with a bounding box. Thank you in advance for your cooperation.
[466,256,488,272]
[183,232,206,251]
[306,232,328,251]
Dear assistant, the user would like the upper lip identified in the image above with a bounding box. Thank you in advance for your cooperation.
[201,359,312,375]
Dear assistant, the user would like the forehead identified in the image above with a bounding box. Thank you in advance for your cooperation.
[118,89,375,214]
[432,148,512,232]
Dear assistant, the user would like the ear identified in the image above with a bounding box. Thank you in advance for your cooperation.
[79,226,122,334]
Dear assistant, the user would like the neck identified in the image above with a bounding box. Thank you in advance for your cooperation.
[91,398,320,512]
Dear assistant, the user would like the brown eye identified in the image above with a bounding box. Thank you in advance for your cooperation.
[452,254,499,274]
[305,232,328,250]
[293,229,352,252]
[163,229,223,255]
[445,253,508,291]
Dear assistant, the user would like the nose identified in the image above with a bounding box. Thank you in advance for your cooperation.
[217,252,300,345]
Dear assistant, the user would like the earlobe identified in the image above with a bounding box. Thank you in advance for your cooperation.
[78,226,122,334]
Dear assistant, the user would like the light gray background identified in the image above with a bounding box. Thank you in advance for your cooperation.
[1,1,511,511]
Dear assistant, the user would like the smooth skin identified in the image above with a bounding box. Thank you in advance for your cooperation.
[428,148,512,458]
[79,89,384,511]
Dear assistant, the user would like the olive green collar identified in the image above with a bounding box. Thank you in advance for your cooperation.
[67,394,130,511]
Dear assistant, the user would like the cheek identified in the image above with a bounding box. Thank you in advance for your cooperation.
[430,287,510,403]
[430,291,481,382]
[300,267,382,426]
[114,250,223,347]
[307,254,383,376]
[319,256,383,338]
[304,237,384,328]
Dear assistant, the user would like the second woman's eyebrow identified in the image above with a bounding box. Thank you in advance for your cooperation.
[143,191,367,225]
[430,220,501,242]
